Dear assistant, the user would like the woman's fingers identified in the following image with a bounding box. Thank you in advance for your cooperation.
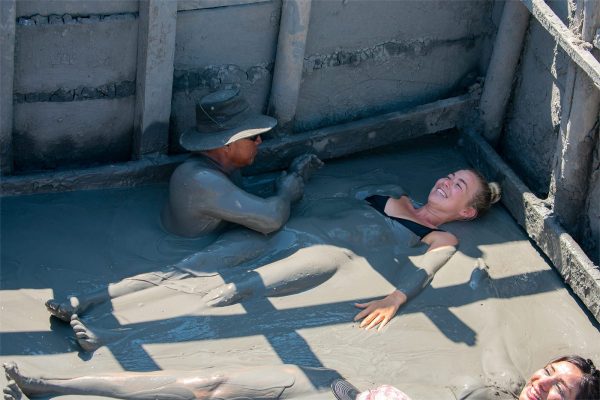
[353,293,404,331]
[365,313,384,330]
[353,302,373,321]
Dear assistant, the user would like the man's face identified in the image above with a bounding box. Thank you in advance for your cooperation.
[227,134,262,168]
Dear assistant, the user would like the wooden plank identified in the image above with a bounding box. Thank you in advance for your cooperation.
[268,0,311,129]
[0,0,16,175]
[132,0,177,158]
[461,127,600,322]
[479,0,530,144]
[521,0,600,90]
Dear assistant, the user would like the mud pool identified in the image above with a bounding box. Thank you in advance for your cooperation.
[1,138,599,399]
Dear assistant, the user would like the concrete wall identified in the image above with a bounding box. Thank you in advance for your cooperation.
[584,137,600,264]
[5,0,497,170]
[499,0,571,197]
[496,0,600,264]
[295,0,495,131]
[12,2,139,171]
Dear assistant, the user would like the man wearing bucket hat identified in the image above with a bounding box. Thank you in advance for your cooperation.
[161,88,322,237]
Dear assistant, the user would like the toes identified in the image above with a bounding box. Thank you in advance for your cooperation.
[3,380,21,400]
[3,362,18,379]
[75,332,90,340]
[45,300,72,322]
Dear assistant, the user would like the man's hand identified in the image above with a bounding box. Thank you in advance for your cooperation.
[276,171,304,203]
[354,290,407,331]
[289,154,323,181]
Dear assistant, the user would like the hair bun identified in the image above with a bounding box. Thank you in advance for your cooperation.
[488,182,501,204]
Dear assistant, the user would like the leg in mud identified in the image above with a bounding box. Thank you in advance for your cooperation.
[46,229,293,321]
[45,271,182,322]
[3,362,337,400]
[3,361,210,400]
[203,245,354,307]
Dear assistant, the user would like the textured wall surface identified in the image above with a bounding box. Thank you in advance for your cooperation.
[8,0,497,170]
[499,0,571,197]
[294,0,495,131]
[13,98,134,171]
[12,5,138,172]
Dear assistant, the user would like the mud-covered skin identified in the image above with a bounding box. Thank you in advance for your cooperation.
[161,154,322,237]
[2,362,338,400]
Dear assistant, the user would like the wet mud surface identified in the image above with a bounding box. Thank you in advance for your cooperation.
[1,138,599,399]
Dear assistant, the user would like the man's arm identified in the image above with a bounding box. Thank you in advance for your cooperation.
[201,169,304,234]
[354,231,458,331]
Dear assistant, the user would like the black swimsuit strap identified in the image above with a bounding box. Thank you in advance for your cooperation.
[365,195,443,239]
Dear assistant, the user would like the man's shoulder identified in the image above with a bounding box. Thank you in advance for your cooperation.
[169,157,232,188]
[176,157,227,177]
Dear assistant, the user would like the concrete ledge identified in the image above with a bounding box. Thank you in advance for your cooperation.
[460,128,600,322]
[1,154,188,197]
[1,92,477,196]
[177,0,270,12]
[250,92,478,174]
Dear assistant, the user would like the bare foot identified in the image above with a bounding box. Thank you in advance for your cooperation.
[3,379,30,400]
[70,314,106,352]
[45,296,81,322]
[3,362,40,398]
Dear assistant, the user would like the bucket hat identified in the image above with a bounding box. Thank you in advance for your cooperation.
[180,88,277,151]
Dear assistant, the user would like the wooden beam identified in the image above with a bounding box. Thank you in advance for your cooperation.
[521,0,600,90]
[549,0,600,233]
[479,0,530,145]
[132,0,177,159]
[268,0,312,130]
[0,0,15,175]
[461,128,600,323]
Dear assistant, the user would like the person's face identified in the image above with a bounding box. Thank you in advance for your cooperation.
[227,134,262,168]
[427,170,480,220]
[519,361,583,400]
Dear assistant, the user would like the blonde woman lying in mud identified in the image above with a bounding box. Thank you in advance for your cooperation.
[46,169,501,351]
[4,355,599,399]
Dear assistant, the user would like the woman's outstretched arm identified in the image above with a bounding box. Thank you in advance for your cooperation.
[354,231,458,331]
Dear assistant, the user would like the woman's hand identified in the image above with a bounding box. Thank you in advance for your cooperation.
[354,290,407,331]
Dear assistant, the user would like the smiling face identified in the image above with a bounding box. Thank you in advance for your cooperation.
[519,361,583,400]
[427,170,481,220]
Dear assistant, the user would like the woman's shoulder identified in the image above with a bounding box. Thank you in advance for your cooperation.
[422,230,458,249]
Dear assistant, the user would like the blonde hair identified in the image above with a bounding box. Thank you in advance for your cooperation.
[468,169,501,216]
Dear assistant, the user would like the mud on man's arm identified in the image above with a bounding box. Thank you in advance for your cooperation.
[207,154,323,234]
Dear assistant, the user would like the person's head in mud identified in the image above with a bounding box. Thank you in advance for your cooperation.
[426,169,501,222]
[356,168,501,331]
[519,355,600,400]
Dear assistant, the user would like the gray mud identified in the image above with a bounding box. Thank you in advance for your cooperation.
[1,137,599,399]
